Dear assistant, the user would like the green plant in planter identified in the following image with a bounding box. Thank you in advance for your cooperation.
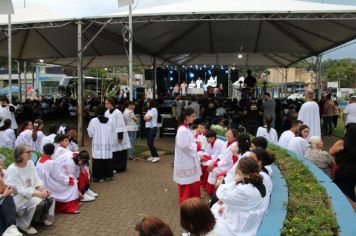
[0,147,41,168]
[269,146,338,236]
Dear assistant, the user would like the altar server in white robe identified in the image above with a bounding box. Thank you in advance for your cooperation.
[0,97,18,130]
[0,119,16,148]
[287,124,310,157]
[173,108,201,204]
[256,116,278,145]
[40,125,58,152]
[15,119,45,153]
[36,143,80,214]
[5,144,55,235]
[278,119,303,149]
[206,129,238,195]
[88,105,114,181]
[52,134,72,160]
[212,157,266,236]
[297,89,321,137]
[105,97,130,173]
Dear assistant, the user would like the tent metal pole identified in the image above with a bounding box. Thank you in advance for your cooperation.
[17,61,22,102]
[8,14,12,103]
[316,54,322,100]
[77,21,84,147]
[24,61,27,100]
[153,58,156,99]
[129,1,133,101]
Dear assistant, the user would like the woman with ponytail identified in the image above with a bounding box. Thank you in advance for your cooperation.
[212,157,266,236]
[173,107,202,204]
[15,119,45,152]
[256,116,278,144]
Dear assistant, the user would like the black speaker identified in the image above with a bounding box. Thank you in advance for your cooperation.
[135,87,145,100]
[230,69,239,83]
[144,69,153,80]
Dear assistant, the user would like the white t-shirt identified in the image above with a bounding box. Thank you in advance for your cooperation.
[256,127,278,145]
[344,103,356,125]
[278,130,295,149]
[145,108,158,128]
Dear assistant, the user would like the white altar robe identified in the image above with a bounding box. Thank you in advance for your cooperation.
[212,182,266,236]
[278,130,295,149]
[0,128,16,148]
[87,117,114,159]
[52,146,72,160]
[202,138,225,166]
[256,127,278,145]
[40,134,56,152]
[173,125,201,185]
[105,109,130,152]
[207,141,238,185]
[15,129,45,152]
[298,101,321,137]
[36,158,79,203]
[287,136,309,157]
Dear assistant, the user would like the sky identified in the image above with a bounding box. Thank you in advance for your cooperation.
[9,0,356,60]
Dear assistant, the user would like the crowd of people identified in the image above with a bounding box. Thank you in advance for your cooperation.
[0,88,355,235]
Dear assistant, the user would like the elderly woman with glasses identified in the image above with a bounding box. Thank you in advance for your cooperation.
[4,144,55,235]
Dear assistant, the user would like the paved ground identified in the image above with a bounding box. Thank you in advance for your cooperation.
[37,136,182,236]
[34,119,354,235]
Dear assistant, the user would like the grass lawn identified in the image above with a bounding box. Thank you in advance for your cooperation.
[333,116,345,138]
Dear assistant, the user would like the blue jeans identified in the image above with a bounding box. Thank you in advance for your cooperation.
[128,131,137,158]
[0,196,17,234]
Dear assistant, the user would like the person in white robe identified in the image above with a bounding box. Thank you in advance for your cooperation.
[206,130,238,195]
[39,125,58,152]
[36,143,80,214]
[0,97,18,130]
[52,134,72,160]
[5,144,55,235]
[211,157,266,236]
[287,124,310,157]
[173,107,201,204]
[0,119,16,148]
[297,90,321,137]
[256,117,278,145]
[278,119,303,149]
[15,119,45,153]
[105,97,130,173]
[88,105,114,181]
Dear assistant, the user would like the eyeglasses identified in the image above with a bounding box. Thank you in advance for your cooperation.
[23,150,33,154]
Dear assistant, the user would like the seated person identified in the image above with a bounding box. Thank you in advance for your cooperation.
[205,130,238,195]
[193,123,208,152]
[36,144,80,214]
[0,155,22,236]
[135,216,173,236]
[211,157,266,236]
[278,119,303,149]
[287,125,310,157]
[56,150,97,203]
[256,116,278,145]
[0,119,16,148]
[210,117,228,135]
[52,134,72,160]
[5,144,55,235]
[180,198,219,236]
[305,136,335,178]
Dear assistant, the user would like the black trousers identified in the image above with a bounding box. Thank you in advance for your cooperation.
[323,116,333,135]
[334,167,356,202]
[146,128,159,157]
[92,158,113,180]
[0,196,17,234]
[113,150,128,172]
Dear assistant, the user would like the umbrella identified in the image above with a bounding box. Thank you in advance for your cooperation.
[0,85,20,96]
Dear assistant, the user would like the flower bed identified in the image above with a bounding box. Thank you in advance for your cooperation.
[270,145,338,236]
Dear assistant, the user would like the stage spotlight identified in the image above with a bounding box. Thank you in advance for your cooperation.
[189,72,195,78]
[207,70,212,75]
[238,53,243,59]
[225,70,229,74]
[169,70,173,74]
[203,65,207,68]
[169,77,174,81]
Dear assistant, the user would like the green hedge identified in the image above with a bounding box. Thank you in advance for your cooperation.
[270,146,338,236]
[0,147,40,168]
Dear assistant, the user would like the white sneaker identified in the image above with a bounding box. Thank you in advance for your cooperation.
[151,157,160,163]
[2,225,23,236]
[86,188,98,198]
[147,157,154,161]
[113,170,117,174]
[43,219,53,226]
[81,193,96,202]
[25,227,38,235]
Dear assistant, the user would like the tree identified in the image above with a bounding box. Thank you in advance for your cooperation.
[321,59,356,88]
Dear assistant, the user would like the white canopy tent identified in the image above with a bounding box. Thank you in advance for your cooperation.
[1,0,356,67]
